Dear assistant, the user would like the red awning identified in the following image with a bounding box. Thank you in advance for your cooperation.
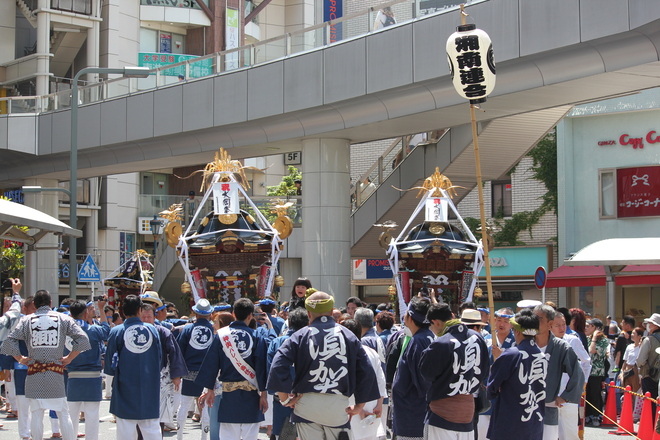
[547,265,606,288]
[616,265,660,286]
[547,264,660,288]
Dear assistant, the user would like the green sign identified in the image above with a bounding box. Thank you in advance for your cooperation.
[138,52,213,78]
[477,246,549,278]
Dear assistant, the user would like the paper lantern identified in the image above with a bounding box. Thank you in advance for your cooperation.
[446,23,496,104]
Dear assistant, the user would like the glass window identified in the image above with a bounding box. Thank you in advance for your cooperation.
[491,180,512,217]
[599,169,616,219]
[140,28,158,53]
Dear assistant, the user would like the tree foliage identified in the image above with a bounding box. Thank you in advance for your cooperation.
[1,196,25,278]
[267,166,302,197]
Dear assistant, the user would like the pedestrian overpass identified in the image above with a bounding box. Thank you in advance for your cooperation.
[3,0,660,299]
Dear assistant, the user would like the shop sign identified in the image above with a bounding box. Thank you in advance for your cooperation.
[477,246,548,278]
[617,165,660,218]
[597,130,660,149]
[138,52,213,78]
[352,259,392,280]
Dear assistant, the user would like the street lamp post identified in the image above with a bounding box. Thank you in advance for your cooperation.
[70,67,150,299]
[150,215,162,254]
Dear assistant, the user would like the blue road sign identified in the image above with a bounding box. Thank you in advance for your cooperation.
[535,266,547,290]
[78,254,101,282]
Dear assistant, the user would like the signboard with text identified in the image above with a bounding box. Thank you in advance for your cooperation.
[138,52,213,78]
[617,165,660,218]
[352,259,392,280]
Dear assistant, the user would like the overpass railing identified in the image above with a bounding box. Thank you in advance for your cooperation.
[0,0,488,115]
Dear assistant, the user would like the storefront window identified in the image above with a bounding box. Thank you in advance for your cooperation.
[599,169,616,219]
[624,286,650,322]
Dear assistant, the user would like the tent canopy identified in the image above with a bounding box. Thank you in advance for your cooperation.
[548,238,660,288]
[0,198,82,245]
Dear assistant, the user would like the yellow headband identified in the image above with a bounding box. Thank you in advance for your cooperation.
[510,316,538,336]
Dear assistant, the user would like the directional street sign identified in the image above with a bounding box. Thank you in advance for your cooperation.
[78,254,101,282]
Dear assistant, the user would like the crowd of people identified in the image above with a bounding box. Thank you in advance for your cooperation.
[0,276,658,440]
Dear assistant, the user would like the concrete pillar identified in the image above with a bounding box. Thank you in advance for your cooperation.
[278,257,302,303]
[36,0,51,95]
[0,1,16,65]
[301,139,351,306]
[86,22,100,84]
[22,178,61,300]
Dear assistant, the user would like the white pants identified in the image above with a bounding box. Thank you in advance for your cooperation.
[69,401,101,440]
[5,373,17,408]
[116,417,161,440]
[477,415,490,440]
[177,394,196,440]
[261,393,273,426]
[104,375,113,398]
[558,403,580,440]
[30,401,74,440]
[16,394,31,439]
[425,424,474,440]
[220,422,260,440]
[542,423,558,440]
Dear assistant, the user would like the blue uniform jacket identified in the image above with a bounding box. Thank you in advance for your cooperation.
[66,320,111,402]
[487,338,548,440]
[104,317,162,420]
[266,315,380,425]
[391,327,435,437]
[195,321,276,424]
[177,318,215,372]
[420,324,490,432]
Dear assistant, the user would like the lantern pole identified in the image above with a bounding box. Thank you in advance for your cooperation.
[457,4,497,351]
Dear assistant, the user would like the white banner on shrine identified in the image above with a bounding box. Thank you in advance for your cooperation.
[425,198,448,222]
[212,182,240,215]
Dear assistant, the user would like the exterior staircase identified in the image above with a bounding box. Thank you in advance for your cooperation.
[16,0,38,28]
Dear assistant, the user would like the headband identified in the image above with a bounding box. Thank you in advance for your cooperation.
[86,301,94,307]
[477,308,489,314]
[407,307,429,324]
[305,288,318,298]
[305,295,334,313]
[156,304,167,312]
[510,317,538,336]
[214,304,231,312]
[495,312,514,318]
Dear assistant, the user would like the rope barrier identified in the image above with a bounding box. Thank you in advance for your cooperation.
[605,382,659,404]
[583,398,641,440]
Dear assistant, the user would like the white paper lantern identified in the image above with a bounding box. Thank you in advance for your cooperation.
[446,23,496,104]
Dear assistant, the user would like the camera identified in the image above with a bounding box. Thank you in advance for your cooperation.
[420,276,432,297]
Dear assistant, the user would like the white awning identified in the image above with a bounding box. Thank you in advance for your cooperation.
[0,198,82,245]
[564,238,660,267]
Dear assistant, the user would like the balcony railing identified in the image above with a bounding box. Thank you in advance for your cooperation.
[0,0,487,115]
[51,0,92,15]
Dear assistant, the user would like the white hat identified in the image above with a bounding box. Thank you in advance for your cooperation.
[192,298,213,316]
[517,299,542,309]
[460,309,489,326]
[643,313,660,328]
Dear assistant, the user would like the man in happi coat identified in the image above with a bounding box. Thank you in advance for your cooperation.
[66,299,113,440]
[176,298,215,438]
[487,309,548,440]
[104,294,162,440]
[1,289,91,440]
[140,302,187,434]
[391,297,435,440]
[419,304,490,440]
[267,292,380,440]
[533,304,584,440]
[197,298,276,440]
